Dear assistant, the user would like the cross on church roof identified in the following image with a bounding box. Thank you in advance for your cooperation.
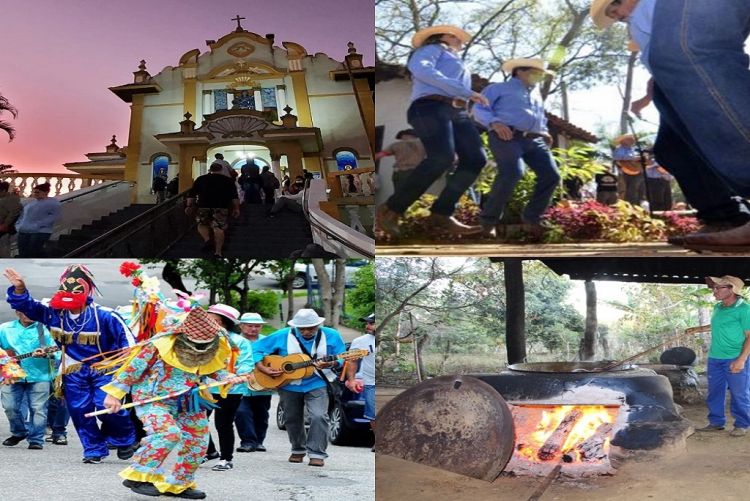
[232,15,246,31]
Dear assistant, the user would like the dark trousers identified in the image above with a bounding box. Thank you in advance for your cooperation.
[47,394,70,438]
[17,232,52,258]
[386,100,486,216]
[263,188,275,206]
[623,174,646,206]
[235,395,272,448]
[206,394,243,461]
[646,178,673,212]
[652,85,750,224]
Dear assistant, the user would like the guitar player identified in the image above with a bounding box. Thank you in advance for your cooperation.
[0,310,59,450]
[251,309,346,468]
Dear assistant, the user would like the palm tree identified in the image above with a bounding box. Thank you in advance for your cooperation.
[0,92,18,141]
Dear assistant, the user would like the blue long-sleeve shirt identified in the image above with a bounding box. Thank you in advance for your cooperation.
[472,78,548,133]
[0,319,59,382]
[251,326,346,393]
[408,44,473,102]
[6,286,134,368]
[612,145,638,161]
[210,332,256,396]
[628,0,656,73]
[15,197,61,234]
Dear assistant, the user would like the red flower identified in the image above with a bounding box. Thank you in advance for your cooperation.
[120,262,141,278]
[131,278,143,287]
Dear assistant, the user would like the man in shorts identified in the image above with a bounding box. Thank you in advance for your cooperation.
[185,163,240,258]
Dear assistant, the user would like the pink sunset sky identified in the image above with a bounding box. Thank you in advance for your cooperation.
[0,0,375,173]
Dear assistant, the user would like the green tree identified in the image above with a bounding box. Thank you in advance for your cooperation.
[346,261,375,328]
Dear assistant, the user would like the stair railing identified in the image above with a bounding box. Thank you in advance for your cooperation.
[63,191,194,257]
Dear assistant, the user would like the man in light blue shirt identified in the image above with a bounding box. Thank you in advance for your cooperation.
[0,310,58,449]
[591,0,750,249]
[252,309,345,467]
[15,182,61,258]
[472,58,560,238]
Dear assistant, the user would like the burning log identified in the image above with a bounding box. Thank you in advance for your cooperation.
[562,422,614,463]
[537,409,582,461]
[576,422,613,462]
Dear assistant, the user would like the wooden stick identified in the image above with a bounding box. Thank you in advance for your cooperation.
[596,327,699,372]
[84,373,254,417]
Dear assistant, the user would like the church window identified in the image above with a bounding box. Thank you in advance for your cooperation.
[335,149,358,171]
[152,155,170,179]
[214,90,228,111]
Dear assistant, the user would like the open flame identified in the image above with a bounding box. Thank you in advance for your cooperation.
[513,405,618,467]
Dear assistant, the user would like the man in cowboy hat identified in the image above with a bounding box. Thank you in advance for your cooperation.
[375,129,426,194]
[472,58,560,239]
[251,308,346,467]
[102,308,250,499]
[346,314,376,450]
[3,266,137,464]
[612,133,646,206]
[590,0,750,250]
[376,24,490,238]
[234,312,273,453]
[688,276,750,437]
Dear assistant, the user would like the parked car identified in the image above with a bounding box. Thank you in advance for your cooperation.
[290,260,369,289]
[275,354,374,446]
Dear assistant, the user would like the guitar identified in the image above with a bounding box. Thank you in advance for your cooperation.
[616,160,643,176]
[5,346,60,361]
[251,349,369,390]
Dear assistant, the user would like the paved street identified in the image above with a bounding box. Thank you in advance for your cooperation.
[0,395,374,500]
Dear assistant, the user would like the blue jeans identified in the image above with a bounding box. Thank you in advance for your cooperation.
[363,385,375,421]
[235,395,271,448]
[17,232,52,258]
[386,100,486,216]
[47,394,70,438]
[0,381,50,445]
[651,85,750,224]
[706,357,750,429]
[650,0,750,196]
[480,133,560,225]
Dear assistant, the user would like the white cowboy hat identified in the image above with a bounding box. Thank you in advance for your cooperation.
[239,312,267,324]
[706,276,745,295]
[288,308,325,328]
[412,25,471,48]
[501,58,556,76]
[590,0,618,30]
[207,304,240,324]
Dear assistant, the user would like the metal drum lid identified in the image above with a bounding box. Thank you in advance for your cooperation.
[376,375,515,481]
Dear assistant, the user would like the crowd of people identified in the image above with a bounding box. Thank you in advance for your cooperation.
[0,263,375,499]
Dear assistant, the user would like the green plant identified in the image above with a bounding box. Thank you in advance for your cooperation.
[244,290,280,319]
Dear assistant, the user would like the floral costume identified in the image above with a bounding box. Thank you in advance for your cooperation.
[102,328,236,495]
[0,348,26,384]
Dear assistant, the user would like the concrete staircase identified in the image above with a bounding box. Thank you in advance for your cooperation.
[162,202,313,259]
[48,204,153,256]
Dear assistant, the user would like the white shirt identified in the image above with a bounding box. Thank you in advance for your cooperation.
[349,333,375,386]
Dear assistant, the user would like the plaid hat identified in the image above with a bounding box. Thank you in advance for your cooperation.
[239,312,266,324]
[706,276,745,295]
[173,308,223,344]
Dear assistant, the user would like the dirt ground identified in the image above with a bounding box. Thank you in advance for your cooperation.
[376,386,750,501]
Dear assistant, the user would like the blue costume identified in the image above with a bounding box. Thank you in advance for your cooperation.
[6,286,136,459]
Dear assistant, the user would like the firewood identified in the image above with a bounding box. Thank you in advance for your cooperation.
[576,422,613,462]
[537,409,582,461]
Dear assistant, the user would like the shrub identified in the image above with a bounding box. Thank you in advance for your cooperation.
[244,290,279,320]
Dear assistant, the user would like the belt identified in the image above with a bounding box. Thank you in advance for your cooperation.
[511,129,546,140]
[417,94,469,109]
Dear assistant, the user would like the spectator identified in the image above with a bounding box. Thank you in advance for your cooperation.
[15,183,60,258]
[375,129,426,193]
[346,314,376,452]
[260,166,280,207]
[204,305,253,472]
[167,175,179,198]
[239,160,262,204]
[645,155,674,212]
[0,181,21,258]
[234,312,273,454]
[213,153,237,179]
[268,176,305,217]
[185,164,240,258]
[152,174,168,203]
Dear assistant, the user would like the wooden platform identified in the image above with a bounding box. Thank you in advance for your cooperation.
[376,241,745,257]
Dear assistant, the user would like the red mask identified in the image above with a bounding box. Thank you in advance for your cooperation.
[50,265,96,310]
